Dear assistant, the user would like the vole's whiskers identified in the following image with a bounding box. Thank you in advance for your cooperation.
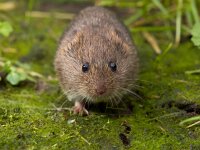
[112,95,119,106]
[127,83,144,90]
[115,90,128,107]
[134,79,153,84]
[109,96,114,107]
[120,87,143,100]
[113,92,122,104]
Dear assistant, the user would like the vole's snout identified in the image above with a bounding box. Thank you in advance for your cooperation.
[95,82,107,95]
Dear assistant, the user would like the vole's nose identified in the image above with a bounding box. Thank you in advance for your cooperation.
[95,83,106,95]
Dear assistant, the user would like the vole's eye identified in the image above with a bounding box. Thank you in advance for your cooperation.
[108,61,117,72]
[82,62,89,73]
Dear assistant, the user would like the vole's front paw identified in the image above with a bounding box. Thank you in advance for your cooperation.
[73,101,89,116]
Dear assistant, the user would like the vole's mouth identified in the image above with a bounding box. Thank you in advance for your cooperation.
[91,93,108,99]
[91,95,110,102]
[88,91,114,102]
[85,88,108,98]
[83,87,118,102]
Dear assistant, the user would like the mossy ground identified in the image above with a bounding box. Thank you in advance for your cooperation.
[0,1,200,149]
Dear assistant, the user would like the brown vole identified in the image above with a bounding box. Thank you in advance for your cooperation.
[54,6,138,115]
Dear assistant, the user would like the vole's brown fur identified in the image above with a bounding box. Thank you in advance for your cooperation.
[54,6,138,115]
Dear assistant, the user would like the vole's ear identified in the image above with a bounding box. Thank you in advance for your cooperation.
[110,29,133,56]
[110,29,124,41]
[60,29,83,52]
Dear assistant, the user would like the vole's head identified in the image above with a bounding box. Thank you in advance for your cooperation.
[55,27,138,102]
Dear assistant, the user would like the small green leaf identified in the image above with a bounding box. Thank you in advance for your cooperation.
[191,23,200,49]
[6,71,27,85]
[0,21,13,37]
[6,72,21,85]
[2,60,42,85]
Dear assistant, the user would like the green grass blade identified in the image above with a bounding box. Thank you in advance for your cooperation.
[191,0,200,24]
[179,115,200,126]
[175,0,183,46]
[152,0,168,14]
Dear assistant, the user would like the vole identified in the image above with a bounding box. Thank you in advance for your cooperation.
[54,6,138,115]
